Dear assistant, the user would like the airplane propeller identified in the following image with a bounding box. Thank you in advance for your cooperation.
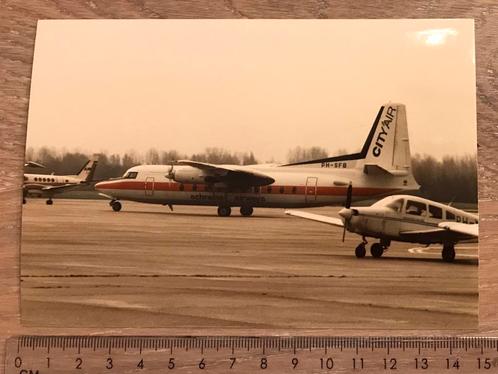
[166,163,175,180]
[341,182,353,242]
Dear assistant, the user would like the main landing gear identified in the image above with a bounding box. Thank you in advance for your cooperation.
[354,238,389,259]
[217,206,231,217]
[442,243,456,262]
[110,200,122,212]
[240,206,253,217]
[46,198,53,205]
[217,206,254,217]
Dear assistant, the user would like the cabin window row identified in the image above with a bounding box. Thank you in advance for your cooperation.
[389,199,477,223]
[34,177,58,183]
[176,184,300,194]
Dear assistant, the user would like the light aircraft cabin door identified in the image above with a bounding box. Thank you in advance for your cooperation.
[305,177,318,203]
[145,177,155,196]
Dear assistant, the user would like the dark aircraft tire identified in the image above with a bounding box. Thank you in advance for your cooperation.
[111,201,122,212]
[22,198,26,204]
[218,206,231,217]
[442,245,455,262]
[240,206,253,216]
[355,244,366,258]
[370,243,384,258]
[46,199,53,205]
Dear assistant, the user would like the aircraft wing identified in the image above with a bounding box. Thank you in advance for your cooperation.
[438,221,478,238]
[41,184,85,194]
[285,210,344,227]
[400,222,478,242]
[174,160,275,187]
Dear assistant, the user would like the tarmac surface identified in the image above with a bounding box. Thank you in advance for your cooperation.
[20,199,478,329]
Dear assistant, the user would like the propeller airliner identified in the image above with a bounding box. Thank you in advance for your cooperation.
[95,103,420,216]
[23,159,98,205]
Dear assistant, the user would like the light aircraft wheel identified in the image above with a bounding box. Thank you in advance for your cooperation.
[111,201,122,212]
[109,199,116,207]
[370,243,384,258]
[355,244,366,258]
[240,206,253,216]
[442,244,455,262]
[217,206,231,217]
[46,199,53,205]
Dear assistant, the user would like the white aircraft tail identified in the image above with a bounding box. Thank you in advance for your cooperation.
[75,160,98,182]
[282,103,419,190]
[362,104,412,176]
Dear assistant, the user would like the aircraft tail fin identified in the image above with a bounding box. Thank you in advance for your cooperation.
[362,104,413,176]
[282,103,412,172]
[75,159,98,182]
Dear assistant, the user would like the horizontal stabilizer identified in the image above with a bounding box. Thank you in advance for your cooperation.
[24,161,46,168]
[285,210,344,227]
[363,164,409,176]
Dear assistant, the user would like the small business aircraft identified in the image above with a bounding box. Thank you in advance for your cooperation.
[95,103,420,216]
[23,159,98,204]
[286,193,478,262]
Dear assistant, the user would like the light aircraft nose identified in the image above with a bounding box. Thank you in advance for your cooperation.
[338,208,353,220]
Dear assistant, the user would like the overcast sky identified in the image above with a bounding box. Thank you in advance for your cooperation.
[26,19,476,163]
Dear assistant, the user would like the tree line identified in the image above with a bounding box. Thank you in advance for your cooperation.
[24,146,477,203]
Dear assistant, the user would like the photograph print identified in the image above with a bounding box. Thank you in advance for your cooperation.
[21,19,478,329]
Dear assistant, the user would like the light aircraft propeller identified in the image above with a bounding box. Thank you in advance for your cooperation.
[341,182,353,242]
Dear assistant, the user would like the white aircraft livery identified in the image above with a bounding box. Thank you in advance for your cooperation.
[23,159,98,205]
[95,103,420,216]
[286,195,478,262]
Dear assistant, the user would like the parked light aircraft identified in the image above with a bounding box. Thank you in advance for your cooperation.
[23,159,98,204]
[95,103,420,216]
[286,194,478,262]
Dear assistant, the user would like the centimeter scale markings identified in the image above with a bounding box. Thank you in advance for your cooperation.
[5,336,498,374]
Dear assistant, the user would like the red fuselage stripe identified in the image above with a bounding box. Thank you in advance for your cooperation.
[96,180,398,197]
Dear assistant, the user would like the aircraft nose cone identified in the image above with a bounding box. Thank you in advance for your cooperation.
[94,181,108,190]
[338,208,352,220]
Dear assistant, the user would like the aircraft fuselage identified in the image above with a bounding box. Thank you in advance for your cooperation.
[95,164,414,209]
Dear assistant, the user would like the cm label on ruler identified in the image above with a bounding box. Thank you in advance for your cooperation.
[5,336,498,373]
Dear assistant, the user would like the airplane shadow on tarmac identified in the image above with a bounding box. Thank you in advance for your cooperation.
[368,254,479,266]
[307,252,478,265]
[350,255,477,266]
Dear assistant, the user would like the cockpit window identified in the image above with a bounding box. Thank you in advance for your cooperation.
[428,205,443,219]
[123,171,138,179]
[386,199,403,213]
[405,200,427,216]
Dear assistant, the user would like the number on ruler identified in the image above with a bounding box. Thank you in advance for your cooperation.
[415,357,429,370]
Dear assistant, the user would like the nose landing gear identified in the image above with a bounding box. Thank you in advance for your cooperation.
[355,243,366,258]
[442,243,456,262]
[110,200,122,212]
[355,237,368,258]
[354,238,389,259]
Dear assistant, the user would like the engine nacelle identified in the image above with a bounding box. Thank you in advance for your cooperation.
[172,168,211,184]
